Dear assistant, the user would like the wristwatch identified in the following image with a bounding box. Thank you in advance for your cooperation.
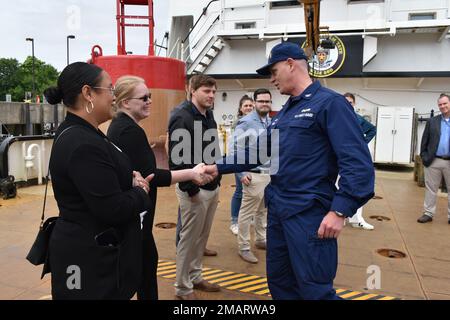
[334,211,345,218]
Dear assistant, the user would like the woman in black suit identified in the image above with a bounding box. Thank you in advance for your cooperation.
[44,63,153,299]
[107,75,209,300]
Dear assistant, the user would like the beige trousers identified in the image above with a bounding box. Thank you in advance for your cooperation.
[424,158,450,218]
[238,173,270,251]
[174,185,219,296]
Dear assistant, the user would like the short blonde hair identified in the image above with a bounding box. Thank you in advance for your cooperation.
[114,75,146,109]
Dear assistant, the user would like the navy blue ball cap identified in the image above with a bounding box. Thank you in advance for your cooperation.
[256,42,308,76]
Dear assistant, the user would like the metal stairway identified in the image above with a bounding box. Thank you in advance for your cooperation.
[188,35,225,75]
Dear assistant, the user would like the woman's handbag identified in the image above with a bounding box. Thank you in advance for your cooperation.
[25,179,57,266]
[25,126,77,273]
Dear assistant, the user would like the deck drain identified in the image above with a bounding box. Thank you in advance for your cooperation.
[155,222,176,229]
[377,249,406,259]
[370,215,391,222]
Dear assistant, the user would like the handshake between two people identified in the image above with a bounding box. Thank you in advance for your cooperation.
[131,164,220,195]
[190,163,219,186]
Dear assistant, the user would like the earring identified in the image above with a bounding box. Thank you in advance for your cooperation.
[85,101,95,114]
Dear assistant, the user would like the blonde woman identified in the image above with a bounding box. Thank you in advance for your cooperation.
[107,75,210,300]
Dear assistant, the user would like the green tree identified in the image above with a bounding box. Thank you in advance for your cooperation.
[0,56,59,102]
[14,56,59,102]
[0,58,20,101]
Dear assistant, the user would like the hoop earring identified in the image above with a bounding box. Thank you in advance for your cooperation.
[85,101,95,114]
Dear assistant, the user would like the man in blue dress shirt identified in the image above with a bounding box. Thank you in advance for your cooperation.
[418,93,450,224]
[205,42,374,299]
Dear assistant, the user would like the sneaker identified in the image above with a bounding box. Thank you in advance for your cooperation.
[417,214,433,223]
[351,221,374,230]
[239,250,258,264]
[230,224,238,236]
[255,241,266,250]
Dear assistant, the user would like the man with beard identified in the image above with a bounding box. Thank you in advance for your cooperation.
[231,89,272,263]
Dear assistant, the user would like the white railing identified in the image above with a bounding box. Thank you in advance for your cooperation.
[185,20,221,64]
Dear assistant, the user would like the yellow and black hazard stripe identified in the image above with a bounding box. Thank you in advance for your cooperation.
[335,289,398,300]
[157,260,399,300]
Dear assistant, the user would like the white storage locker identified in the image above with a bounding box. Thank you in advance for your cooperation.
[374,107,415,164]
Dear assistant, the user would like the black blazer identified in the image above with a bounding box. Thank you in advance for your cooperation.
[168,100,221,196]
[420,115,442,167]
[107,112,172,233]
[48,112,151,299]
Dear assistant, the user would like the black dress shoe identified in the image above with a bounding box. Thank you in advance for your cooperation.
[417,214,433,223]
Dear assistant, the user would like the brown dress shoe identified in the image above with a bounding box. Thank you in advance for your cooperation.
[417,214,433,223]
[203,248,217,256]
[193,280,221,292]
[255,241,266,250]
[176,292,198,300]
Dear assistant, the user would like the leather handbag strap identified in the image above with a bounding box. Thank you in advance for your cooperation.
[40,125,78,227]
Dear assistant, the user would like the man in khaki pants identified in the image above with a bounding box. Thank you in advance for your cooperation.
[418,93,450,224]
[168,75,222,300]
[232,89,272,263]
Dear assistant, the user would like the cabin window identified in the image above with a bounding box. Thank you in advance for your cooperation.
[409,12,437,21]
[235,22,256,29]
[348,0,385,3]
[270,1,301,9]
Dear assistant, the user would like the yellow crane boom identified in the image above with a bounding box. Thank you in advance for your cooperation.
[298,0,321,58]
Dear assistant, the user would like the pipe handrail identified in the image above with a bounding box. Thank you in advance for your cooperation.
[182,0,219,44]
[184,19,220,64]
[190,12,220,49]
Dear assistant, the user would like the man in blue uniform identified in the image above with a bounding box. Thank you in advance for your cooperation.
[205,42,374,300]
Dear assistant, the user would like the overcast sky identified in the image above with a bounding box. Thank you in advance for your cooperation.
[0,0,170,71]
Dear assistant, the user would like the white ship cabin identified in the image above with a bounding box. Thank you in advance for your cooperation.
[167,0,450,163]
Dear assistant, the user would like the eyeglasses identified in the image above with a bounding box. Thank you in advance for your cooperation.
[128,93,151,102]
[93,86,115,96]
[255,100,272,104]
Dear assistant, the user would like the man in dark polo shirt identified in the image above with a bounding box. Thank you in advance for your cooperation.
[168,74,222,300]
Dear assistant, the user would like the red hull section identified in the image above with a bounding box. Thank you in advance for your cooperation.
[93,55,186,90]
